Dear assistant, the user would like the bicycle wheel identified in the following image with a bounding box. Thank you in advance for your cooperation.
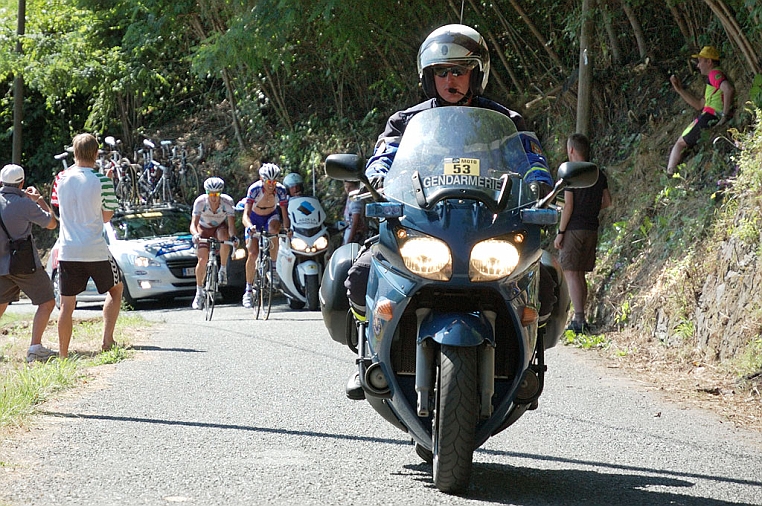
[204,259,218,321]
[177,162,200,205]
[114,165,138,208]
[261,255,273,320]
[254,256,265,320]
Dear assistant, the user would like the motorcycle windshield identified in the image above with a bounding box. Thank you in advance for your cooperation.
[383,107,534,211]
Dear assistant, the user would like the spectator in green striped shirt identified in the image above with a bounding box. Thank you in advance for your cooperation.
[52,133,123,358]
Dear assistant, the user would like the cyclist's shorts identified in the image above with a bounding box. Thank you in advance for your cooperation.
[246,209,281,240]
[681,112,718,147]
[197,224,227,250]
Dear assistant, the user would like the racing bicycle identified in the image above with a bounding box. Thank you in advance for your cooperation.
[248,229,286,320]
[197,237,237,321]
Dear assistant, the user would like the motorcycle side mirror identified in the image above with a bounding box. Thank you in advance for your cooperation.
[325,153,385,202]
[325,154,365,181]
[535,162,599,209]
[558,161,599,189]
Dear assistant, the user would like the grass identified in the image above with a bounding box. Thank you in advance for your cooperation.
[0,309,150,430]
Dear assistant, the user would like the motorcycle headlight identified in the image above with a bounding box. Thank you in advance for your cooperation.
[314,236,329,250]
[133,255,160,268]
[469,239,519,281]
[290,237,309,252]
[397,229,452,281]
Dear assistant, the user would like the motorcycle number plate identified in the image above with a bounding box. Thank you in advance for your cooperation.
[444,158,480,176]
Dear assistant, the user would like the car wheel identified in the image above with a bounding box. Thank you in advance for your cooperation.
[120,277,138,309]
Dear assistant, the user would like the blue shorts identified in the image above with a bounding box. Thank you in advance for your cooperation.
[245,209,280,239]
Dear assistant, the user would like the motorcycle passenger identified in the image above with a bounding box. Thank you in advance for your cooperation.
[242,163,291,308]
[283,172,305,198]
[344,24,555,400]
[190,177,238,310]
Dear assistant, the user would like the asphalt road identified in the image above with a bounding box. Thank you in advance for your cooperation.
[1,298,761,505]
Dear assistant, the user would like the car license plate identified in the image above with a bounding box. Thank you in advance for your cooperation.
[183,267,195,277]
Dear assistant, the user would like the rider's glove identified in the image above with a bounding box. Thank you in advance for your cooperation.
[192,234,201,244]
[230,235,239,246]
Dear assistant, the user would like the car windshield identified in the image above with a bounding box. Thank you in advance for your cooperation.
[112,208,192,240]
[383,107,535,211]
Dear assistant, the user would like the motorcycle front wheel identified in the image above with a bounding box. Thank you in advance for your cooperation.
[305,274,320,311]
[432,345,478,494]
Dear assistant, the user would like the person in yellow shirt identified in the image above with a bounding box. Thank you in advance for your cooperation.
[667,46,734,175]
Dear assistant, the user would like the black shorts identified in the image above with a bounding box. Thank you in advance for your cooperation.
[682,112,718,147]
[59,257,121,296]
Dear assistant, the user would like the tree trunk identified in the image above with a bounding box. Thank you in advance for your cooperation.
[667,0,693,50]
[576,0,594,136]
[620,0,648,60]
[506,0,565,73]
[598,0,622,66]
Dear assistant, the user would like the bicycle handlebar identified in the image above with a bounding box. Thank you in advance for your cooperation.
[196,237,238,247]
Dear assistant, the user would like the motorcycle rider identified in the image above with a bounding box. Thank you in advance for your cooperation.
[344,24,555,399]
[190,177,237,310]
[283,172,305,198]
[242,163,291,308]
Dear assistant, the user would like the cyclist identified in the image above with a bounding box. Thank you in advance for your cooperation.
[190,177,237,310]
[283,172,305,198]
[241,163,291,308]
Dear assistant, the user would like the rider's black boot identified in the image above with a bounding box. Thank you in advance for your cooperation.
[345,371,365,400]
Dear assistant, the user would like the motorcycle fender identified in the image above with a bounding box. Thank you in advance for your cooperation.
[419,311,494,347]
[296,260,320,279]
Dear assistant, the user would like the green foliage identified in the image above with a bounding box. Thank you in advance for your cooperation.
[751,74,762,109]
[0,359,80,428]
[564,330,610,350]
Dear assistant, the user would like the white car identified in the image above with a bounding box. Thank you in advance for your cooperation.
[46,205,246,307]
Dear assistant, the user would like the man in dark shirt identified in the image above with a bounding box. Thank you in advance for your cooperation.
[554,133,611,333]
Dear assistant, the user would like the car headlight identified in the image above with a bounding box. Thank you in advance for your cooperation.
[132,255,161,268]
[396,229,451,281]
[469,239,520,281]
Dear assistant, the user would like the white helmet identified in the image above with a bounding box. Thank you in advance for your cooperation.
[203,176,224,193]
[259,163,281,181]
[417,24,490,99]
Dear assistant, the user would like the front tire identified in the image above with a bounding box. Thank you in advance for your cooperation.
[305,274,319,311]
[432,345,478,494]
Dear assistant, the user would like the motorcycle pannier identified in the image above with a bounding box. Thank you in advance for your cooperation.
[320,242,359,345]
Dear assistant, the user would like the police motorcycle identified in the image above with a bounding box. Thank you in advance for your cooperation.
[275,194,330,310]
[320,106,597,494]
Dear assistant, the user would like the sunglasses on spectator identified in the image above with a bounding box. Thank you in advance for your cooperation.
[433,64,474,78]
[207,191,221,197]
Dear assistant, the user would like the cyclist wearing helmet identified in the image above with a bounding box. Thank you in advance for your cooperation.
[283,172,305,198]
[344,24,555,400]
[241,163,291,308]
[190,177,237,310]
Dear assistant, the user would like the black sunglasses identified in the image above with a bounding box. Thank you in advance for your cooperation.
[433,64,474,78]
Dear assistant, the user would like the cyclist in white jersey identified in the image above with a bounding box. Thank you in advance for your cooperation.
[190,177,237,310]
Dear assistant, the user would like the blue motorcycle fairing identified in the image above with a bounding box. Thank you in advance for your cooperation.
[419,311,494,347]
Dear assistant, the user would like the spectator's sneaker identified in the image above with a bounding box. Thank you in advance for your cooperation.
[26,346,58,363]
[218,268,228,286]
[192,292,205,310]
[242,290,254,309]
